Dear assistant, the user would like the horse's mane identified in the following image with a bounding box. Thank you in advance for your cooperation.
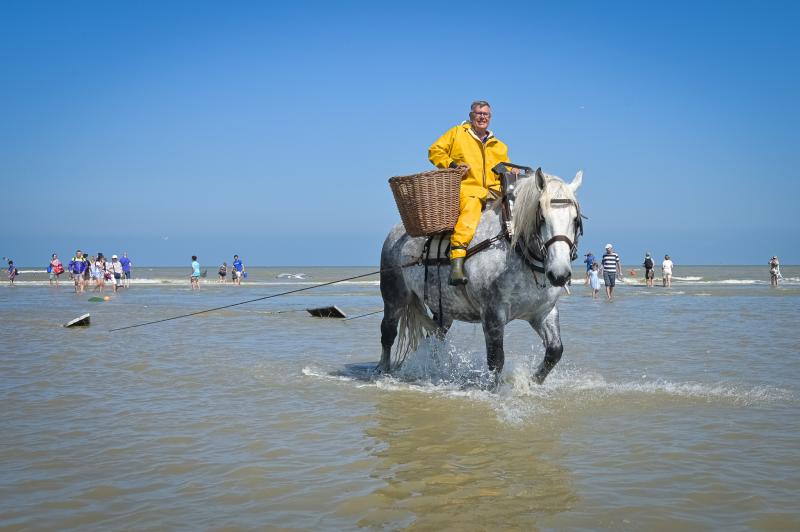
[510,172,577,250]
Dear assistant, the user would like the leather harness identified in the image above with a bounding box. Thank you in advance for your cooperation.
[417,166,585,297]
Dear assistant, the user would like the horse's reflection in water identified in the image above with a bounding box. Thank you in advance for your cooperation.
[340,390,577,529]
[378,168,584,386]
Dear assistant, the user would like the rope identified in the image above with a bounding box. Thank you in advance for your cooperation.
[109,268,386,332]
[344,309,384,321]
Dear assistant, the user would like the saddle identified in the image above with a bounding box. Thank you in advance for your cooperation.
[418,162,532,268]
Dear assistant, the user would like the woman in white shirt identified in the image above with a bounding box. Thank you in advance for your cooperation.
[662,254,674,288]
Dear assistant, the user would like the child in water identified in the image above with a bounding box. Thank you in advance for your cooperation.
[589,262,600,299]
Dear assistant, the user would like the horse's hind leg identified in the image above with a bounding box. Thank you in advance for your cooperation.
[378,310,400,373]
[378,266,410,373]
[529,306,563,384]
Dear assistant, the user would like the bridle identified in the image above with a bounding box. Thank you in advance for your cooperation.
[529,197,584,263]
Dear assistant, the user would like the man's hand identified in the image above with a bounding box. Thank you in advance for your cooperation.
[449,162,469,171]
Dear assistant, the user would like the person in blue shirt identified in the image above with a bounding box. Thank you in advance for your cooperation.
[7,260,19,285]
[119,252,132,288]
[190,255,200,290]
[583,252,595,285]
[68,250,88,293]
[232,255,245,286]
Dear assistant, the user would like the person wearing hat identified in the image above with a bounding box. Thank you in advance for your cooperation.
[601,243,623,299]
[769,255,781,286]
[643,252,655,288]
[108,254,124,292]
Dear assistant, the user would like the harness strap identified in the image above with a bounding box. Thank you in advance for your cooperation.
[543,234,574,250]
[422,236,432,304]
[436,237,446,327]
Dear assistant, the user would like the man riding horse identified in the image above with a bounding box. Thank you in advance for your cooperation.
[428,100,516,285]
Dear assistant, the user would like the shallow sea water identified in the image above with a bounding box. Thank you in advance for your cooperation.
[1,266,799,530]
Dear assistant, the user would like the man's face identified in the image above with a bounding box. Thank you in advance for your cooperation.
[470,105,492,131]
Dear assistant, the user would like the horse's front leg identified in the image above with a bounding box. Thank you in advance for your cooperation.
[529,306,563,384]
[481,309,508,380]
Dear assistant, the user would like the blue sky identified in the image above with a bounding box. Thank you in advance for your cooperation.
[1,1,798,266]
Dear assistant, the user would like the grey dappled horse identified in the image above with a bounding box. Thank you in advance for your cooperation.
[378,168,584,385]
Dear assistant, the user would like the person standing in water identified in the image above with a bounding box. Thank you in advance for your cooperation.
[643,252,655,288]
[662,254,674,288]
[583,251,595,285]
[68,250,88,293]
[119,252,132,288]
[769,256,781,286]
[190,255,200,290]
[49,253,64,286]
[7,260,19,284]
[232,255,244,285]
[218,261,228,283]
[589,262,600,299]
[109,255,124,293]
[601,243,623,300]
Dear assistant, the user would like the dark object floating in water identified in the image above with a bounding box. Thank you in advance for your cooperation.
[88,296,104,302]
[64,313,91,327]
[306,305,347,318]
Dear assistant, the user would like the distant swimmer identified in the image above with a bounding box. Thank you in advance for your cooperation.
[769,256,781,287]
[643,252,655,288]
[662,254,674,288]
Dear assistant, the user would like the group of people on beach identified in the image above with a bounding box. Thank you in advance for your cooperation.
[53,250,133,293]
[581,245,675,300]
[189,254,246,289]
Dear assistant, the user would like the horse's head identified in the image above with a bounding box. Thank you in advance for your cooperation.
[511,168,584,287]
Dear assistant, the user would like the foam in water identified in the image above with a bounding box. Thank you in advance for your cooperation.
[303,336,794,424]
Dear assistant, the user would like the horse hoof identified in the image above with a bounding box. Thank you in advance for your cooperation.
[486,371,502,392]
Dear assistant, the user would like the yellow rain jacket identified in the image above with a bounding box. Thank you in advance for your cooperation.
[428,121,510,199]
[429,122,511,258]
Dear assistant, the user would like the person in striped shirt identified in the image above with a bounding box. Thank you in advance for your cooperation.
[601,243,623,300]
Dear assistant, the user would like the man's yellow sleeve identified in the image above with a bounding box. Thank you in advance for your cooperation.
[428,127,457,169]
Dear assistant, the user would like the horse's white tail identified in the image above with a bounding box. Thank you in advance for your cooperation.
[393,296,438,368]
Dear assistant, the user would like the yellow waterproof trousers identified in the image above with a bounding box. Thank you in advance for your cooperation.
[450,195,484,259]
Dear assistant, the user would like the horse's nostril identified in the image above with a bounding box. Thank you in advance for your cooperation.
[547,271,570,287]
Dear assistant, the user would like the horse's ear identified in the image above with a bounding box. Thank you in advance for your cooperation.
[535,167,546,191]
[568,170,583,193]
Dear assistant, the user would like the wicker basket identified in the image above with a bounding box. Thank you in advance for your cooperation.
[388,167,466,237]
